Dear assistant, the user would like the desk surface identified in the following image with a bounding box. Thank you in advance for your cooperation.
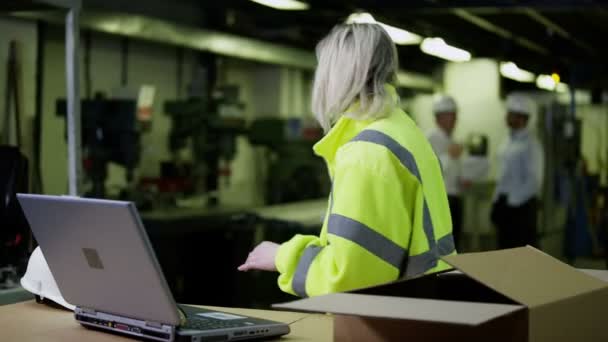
[3,269,607,341]
[0,301,332,342]
[142,199,327,227]
[251,200,326,226]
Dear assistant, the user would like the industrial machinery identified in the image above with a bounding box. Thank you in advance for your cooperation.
[1,41,31,287]
[57,93,141,198]
[248,118,328,204]
[57,81,327,209]
[0,147,30,288]
[159,85,246,207]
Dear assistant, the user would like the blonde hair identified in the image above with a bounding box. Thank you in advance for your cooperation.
[312,23,399,131]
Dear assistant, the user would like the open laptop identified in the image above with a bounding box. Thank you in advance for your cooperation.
[17,194,290,342]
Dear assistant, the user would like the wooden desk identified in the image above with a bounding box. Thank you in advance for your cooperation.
[3,269,606,341]
[0,301,332,342]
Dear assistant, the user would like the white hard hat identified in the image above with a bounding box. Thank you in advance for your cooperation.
[433,95,457,114]
[506,94,533,116]
[20,246,75,311]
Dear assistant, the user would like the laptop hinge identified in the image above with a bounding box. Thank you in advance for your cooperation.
[145,321,163,328]
[80,307,97,315]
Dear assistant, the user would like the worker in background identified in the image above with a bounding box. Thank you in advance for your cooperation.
[491,94,544,249]
[427,95,467,250]
[238,23,455,297]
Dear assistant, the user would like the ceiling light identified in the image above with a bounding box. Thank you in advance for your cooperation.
[420,37,471,62]
[380,24,423,45]
[249,0,309,11]
[500,62,535,83]
[537,74,569,92]
[347,12,375,24]
[347,13,422,45]
[536,75,556,90]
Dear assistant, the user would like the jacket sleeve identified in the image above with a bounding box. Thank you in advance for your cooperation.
[275,148,418,297]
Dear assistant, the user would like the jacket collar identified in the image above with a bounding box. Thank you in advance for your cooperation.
[313,84,399,164]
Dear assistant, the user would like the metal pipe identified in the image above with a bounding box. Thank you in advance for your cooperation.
[121,37,129,86]
[523,9,596,56]
[65,5,82,196]
[176,47,184,99]
[10,41,22,149]
[2,43,12,145]
[452,9,550,55]
[33,20,46,193]
[14,11,440,90]
[83,30,92,99]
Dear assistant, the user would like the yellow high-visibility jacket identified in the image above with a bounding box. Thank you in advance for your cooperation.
[275,86,455,297]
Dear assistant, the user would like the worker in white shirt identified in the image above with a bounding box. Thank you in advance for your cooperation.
[427,95,467,250]
[490,94,544,249]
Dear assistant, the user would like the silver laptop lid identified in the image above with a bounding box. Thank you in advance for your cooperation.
[17,194,181,326]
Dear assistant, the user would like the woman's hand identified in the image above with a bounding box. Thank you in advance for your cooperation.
[238,241,279,272]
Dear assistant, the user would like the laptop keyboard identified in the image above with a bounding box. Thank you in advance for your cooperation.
[183,317,244,331]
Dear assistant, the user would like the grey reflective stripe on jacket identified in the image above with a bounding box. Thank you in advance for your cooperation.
[293,246,323,297]
[292,129,455,297]
[328,214,405,269]
[350,130,454,274]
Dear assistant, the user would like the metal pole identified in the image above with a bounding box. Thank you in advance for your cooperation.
[66,6,81,196]
[84,30,91,99]
[33,21,46,194]
[176,47,184,98]
[121,37,129,86]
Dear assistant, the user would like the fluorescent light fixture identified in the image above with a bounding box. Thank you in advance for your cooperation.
[420,37,471,62]
[536,74,556,90]
[536,74,569,93]
[347,12,376,24]
[249,0,309,10]
[347,12,422,45]
[500,62,535,83]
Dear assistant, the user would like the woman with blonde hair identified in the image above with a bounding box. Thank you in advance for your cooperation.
[239,23,455,297]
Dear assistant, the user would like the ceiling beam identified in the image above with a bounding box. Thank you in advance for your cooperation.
[353,1,606,11]
[13,10,438,90]
[523,9,596,56]
[452,8,550,55]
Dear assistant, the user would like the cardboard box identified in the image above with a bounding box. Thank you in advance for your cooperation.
[274,246,608,342]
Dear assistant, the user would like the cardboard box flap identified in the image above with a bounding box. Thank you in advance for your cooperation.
[443,246,608,308]
[274,293,524,326]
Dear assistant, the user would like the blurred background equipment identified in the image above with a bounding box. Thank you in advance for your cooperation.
[162,84,246,207]
[1,40,31,290]
[461,133,490,182]
[56,95,141,198]
[248,117,327,204]
[466,133,488,157]
[0,147,30,290]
